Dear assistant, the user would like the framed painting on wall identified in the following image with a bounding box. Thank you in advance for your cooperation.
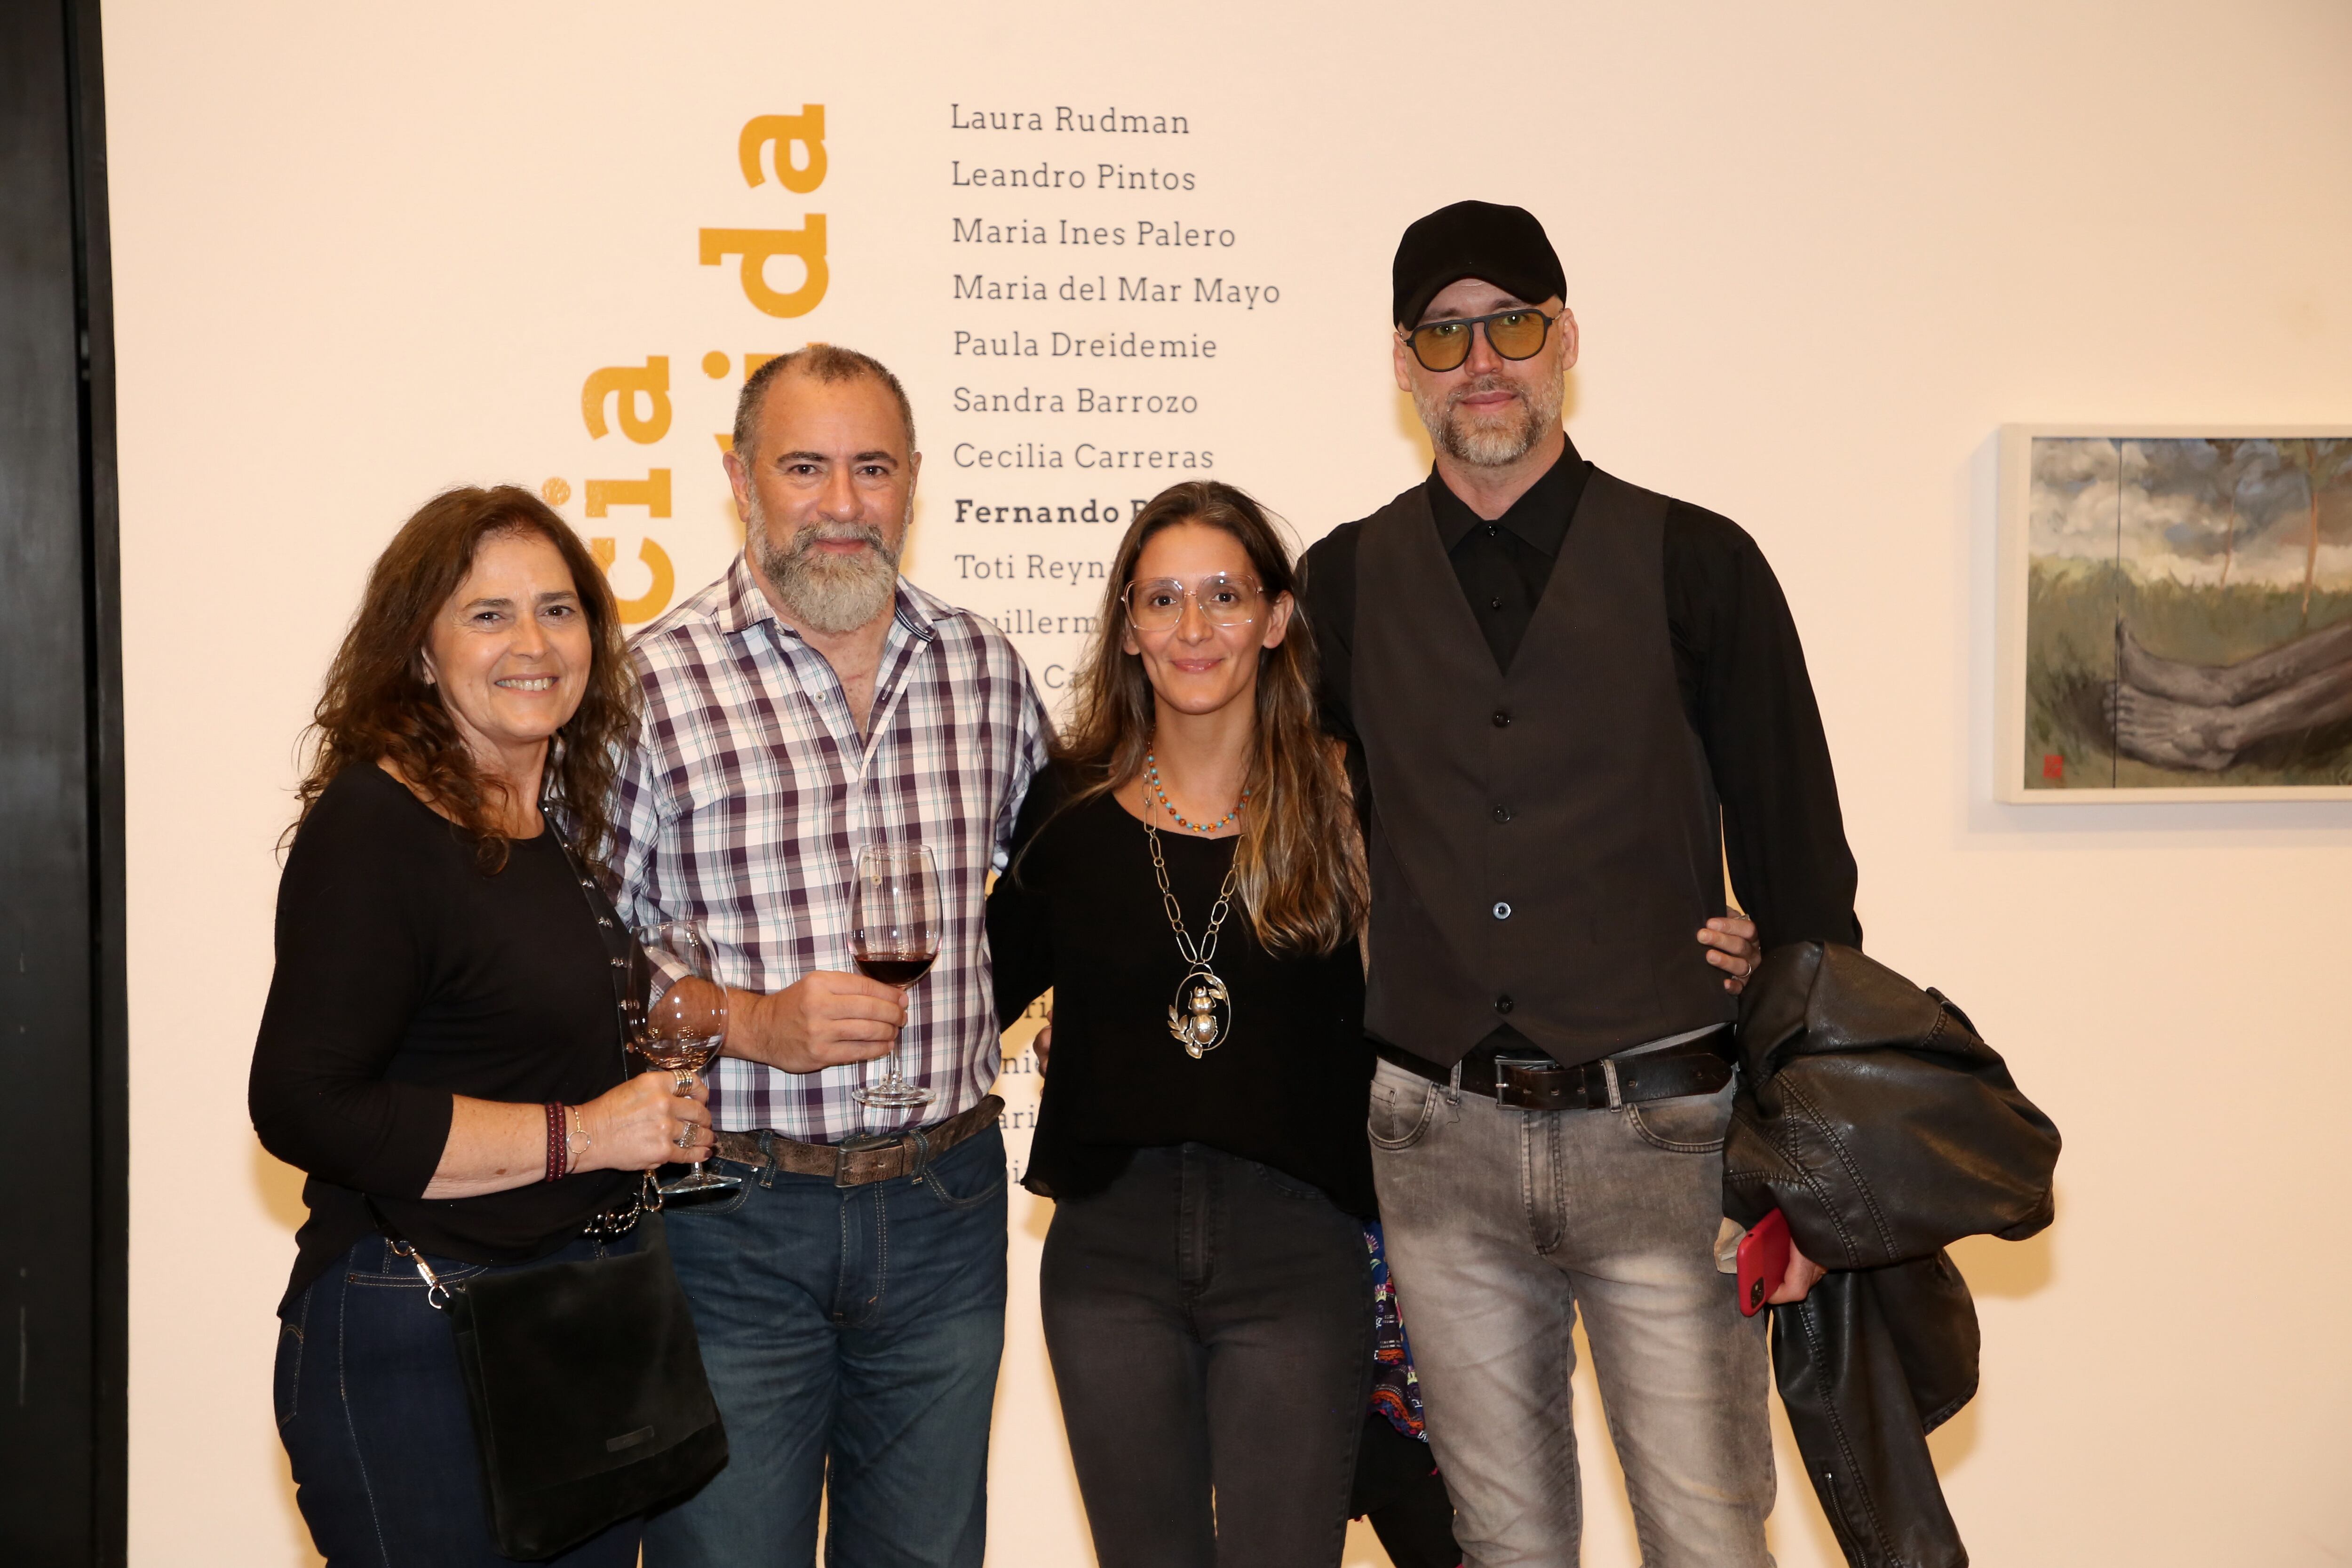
[1997,424,2352,803]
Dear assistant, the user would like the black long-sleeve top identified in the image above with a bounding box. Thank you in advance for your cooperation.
[1303,439,1862,968]
[249,763,632,1314]
[987,772,1377,1217]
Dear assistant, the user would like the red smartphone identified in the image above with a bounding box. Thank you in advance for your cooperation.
[1737,1208,1792,1317]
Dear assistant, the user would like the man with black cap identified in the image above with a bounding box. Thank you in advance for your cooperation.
[1301,201,1861,1565]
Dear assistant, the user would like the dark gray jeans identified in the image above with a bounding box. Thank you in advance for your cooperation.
[1041,1143,1373,1568]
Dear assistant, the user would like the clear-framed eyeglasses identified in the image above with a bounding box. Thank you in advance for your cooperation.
[1121,573,1263,633]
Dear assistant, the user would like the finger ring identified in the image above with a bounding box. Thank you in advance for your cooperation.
[672,1070,694,1097]
[674,1123,695,1148]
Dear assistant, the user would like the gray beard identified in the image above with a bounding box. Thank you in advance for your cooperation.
[1416,370,1565,468]
[751,502,904,635]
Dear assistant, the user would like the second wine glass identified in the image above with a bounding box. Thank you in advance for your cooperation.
[629,918,741,1196]
[849,842,940,1110]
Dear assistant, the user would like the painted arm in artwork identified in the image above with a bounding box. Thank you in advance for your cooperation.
[2107,621,2352,771]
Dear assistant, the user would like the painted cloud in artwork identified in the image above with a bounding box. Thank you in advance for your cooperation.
[2029,437,2352,592]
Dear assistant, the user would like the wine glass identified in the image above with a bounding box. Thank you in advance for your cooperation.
[849,842,941,1110]
[628,919,741,1196]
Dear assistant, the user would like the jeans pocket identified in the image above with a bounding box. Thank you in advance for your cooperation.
[348,1248,487,1289]
[666,1177,754,1217]
[1247,1158,1329,1202]
[1627,1082,1733,1153]
[272,1290,310,1431]
[921,1132,1009,1211]
[1367,1060,1438,1151]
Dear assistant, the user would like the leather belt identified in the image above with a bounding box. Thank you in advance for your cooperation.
[1375,1031,1734,1112]
[710,1095,1004,1188]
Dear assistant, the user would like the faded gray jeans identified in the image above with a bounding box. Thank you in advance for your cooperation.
[1368,1054,1774,1568]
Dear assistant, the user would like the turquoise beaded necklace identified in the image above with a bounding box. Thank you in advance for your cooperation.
[1144,749,1248,835]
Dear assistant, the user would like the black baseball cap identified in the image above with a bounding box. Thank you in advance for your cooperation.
[1392,201,1565,327]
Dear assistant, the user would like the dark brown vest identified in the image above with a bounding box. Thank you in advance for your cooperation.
[1351,469,1734,1067]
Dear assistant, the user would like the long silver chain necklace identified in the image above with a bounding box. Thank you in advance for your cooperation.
[1148,823,1240,1057]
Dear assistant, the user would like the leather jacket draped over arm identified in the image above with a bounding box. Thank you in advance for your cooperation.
[1725,943,2061,1568]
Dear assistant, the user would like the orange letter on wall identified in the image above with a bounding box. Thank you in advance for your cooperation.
[699,218,828,318]
[580,357,672,442]
[584,469,672,518]
[740,107,826,193]
[589,537,676,625]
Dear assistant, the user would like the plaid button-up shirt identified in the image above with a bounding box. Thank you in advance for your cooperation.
[610,554,1051,1143]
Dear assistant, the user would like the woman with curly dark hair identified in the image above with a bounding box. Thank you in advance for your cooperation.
[250,486,707,1566]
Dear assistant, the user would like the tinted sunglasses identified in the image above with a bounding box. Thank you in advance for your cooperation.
[1399,306,1560,373]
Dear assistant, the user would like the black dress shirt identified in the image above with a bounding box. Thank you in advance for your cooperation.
[1303,440,1861,1003]
[1429,438,1589,672]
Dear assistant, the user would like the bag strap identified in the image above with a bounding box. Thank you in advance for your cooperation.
[540,791,664,1219]
[364,1197,459,1310]
[537,796,637,1076]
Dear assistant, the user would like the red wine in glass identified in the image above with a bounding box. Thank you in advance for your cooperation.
[855,953,937,987]
[850,843,941,1109]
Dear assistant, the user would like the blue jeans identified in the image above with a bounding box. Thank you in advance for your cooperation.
[643,1123,1009,1568]
[275,1232,645,1568]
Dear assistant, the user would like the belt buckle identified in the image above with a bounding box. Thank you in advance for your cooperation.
[1493,1053,1565,1111]
[1493,1054,1614,1112]
[834,1131,901,1188]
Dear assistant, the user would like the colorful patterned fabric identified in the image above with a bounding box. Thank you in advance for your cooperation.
[611,554,1051,1144]
[1367,1220,1429,1441]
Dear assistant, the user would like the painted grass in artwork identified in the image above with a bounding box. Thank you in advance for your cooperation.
[2023,559,2352,789]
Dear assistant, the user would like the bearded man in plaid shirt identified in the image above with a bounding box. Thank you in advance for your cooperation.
[621,345,1050,1568]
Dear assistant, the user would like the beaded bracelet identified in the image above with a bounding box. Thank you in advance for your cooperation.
[543,1101,567,1184]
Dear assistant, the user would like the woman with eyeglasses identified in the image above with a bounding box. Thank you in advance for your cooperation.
[988,481,1381,1565]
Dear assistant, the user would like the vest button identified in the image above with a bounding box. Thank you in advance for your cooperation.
[1492,709,1511,727]
[1494,994,1515,1014]
[1492,901,1512,920]
[1492,804,1511,823]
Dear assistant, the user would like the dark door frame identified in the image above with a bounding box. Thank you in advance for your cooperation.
[0,0,129,1562]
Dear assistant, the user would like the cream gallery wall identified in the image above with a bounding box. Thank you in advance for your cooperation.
[103,2,2350,1565]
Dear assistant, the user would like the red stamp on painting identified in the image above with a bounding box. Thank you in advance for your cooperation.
[2042,754,2065,780]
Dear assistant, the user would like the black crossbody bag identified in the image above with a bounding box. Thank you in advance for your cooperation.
[374,820,727,1559]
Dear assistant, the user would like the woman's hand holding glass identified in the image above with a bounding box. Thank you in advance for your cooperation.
[572,1070,713,1171]
[629,922,741,1194]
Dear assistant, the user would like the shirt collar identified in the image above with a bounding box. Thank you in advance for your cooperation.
[1427,435,1587,556]
[713,550,948,645]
